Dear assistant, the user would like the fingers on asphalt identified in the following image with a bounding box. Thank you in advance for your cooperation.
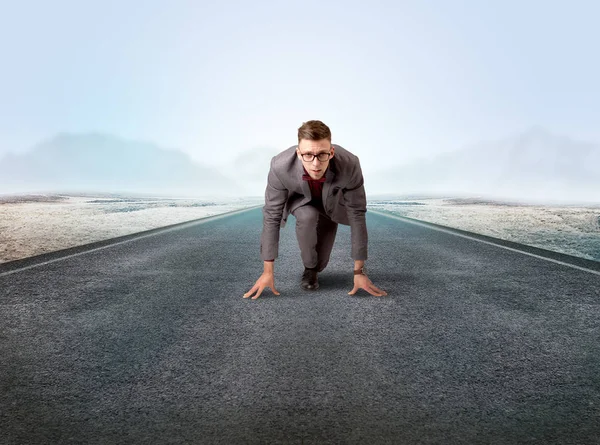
[243,284,258,298]
[366,284,387,297]
[251,287,265,299]
[244,286,282,299]
[379,287,388,296]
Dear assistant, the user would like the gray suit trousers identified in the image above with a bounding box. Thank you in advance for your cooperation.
[291,200,338,272]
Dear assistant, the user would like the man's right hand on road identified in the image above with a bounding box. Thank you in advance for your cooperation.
[243,272,281,299]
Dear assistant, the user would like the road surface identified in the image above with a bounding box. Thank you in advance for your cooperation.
[1,207,599,444]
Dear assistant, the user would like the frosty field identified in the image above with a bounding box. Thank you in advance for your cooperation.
[368,197,600,262]
[0,194,263,264]
[1,194,599,264]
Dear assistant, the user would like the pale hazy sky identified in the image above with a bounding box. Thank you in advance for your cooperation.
[1,0,599,174]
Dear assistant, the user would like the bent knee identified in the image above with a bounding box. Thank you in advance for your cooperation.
[293,205,320,225]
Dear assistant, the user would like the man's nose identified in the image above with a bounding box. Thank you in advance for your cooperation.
[312,157,320,164]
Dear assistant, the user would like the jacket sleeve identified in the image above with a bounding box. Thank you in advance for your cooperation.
[260,158,289,261]
[343,157,368,261]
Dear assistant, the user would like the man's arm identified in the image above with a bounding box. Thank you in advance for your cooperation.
[244,158,288,300]
[343,157,368,263]
[260,158,289,262]
[343,157,387,297]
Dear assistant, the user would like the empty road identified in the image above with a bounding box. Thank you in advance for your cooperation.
[1,207,599,444]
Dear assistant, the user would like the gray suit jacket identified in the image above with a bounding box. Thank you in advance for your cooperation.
[260,143,368,261]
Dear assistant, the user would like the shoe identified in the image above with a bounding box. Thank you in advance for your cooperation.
[301,268,319,291]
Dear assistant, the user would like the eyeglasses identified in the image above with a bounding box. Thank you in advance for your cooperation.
[300,152,332,162]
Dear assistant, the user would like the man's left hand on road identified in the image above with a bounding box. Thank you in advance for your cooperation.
[348,274,388,297]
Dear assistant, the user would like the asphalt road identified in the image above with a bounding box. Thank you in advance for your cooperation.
[1,207,599,445]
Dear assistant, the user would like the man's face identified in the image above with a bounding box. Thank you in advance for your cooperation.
[296,138,335,180]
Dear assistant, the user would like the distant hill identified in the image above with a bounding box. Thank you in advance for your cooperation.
[0,133,244,198]
[368,127,600,204]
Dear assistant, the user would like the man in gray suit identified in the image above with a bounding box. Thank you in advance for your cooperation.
[243,120,387,299]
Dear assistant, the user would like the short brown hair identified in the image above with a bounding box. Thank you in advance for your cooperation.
[297,120,331,144]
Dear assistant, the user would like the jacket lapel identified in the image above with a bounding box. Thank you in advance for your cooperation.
[321,158,335,210]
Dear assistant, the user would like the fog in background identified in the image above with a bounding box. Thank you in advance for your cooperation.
[1,0,599,202]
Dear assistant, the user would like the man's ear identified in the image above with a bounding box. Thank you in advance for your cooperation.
[330,146,335,158]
